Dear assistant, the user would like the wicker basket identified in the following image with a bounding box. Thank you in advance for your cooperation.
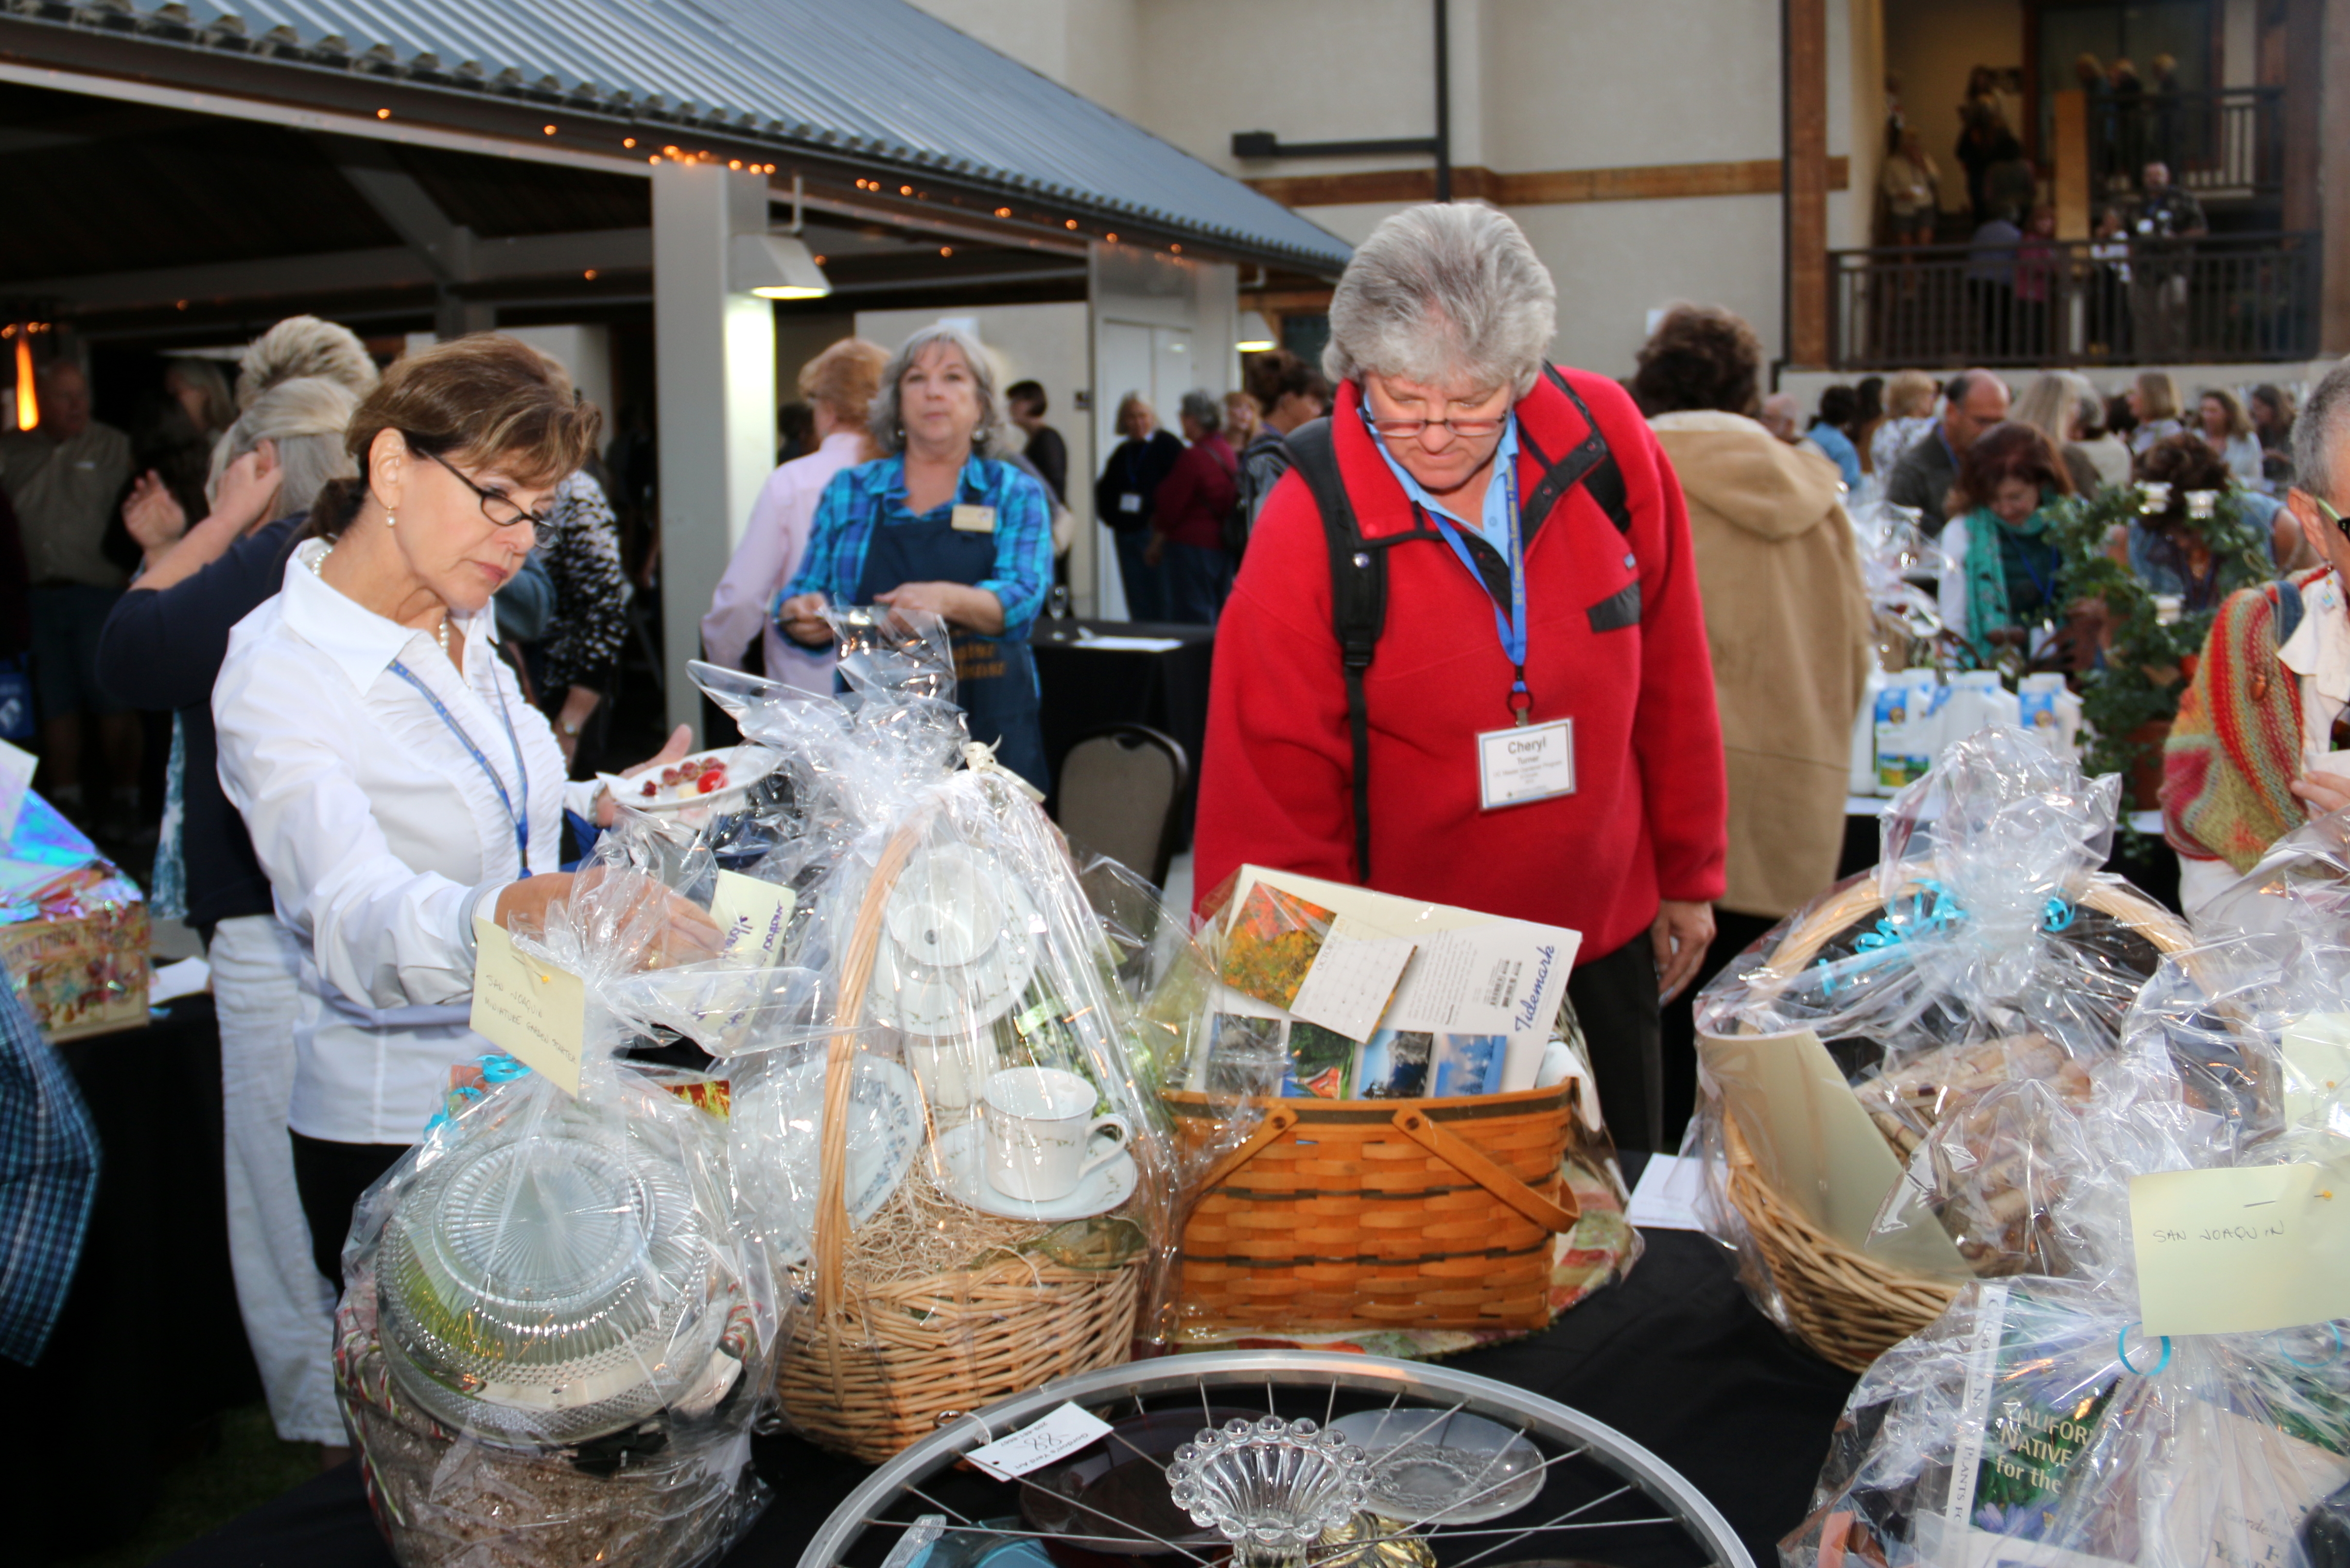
[1166,1083,1584,1336]
[778,813,1142,1464]
[1708,873,2192,1373]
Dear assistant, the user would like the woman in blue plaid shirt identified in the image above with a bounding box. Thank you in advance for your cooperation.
[776,323,1055,789]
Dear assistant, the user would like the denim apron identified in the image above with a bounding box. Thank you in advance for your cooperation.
[851,493,1050,793]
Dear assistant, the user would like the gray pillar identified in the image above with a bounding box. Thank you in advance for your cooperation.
[653,160,777,740]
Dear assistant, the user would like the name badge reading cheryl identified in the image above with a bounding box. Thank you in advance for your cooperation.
[1117,492,1144,514]
[950,504,997,534]
[1477,717,1574,810]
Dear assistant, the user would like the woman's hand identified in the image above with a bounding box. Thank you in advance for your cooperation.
[122,472,188,558]
[1144,534,1166,568]
[493,868,724,966]
[595,723,695,827]
[214,448,283,534]
[874,581,1004,634]
[778,591,835,647]
[2291,769,2350,817]
[1652,899,1716,1002]
[555,684,601,765]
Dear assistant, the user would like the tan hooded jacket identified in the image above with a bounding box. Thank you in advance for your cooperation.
[1650,411,1875,919]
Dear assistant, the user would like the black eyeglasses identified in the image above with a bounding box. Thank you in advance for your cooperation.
[2301,490,2350,541]
[420,447,554,528]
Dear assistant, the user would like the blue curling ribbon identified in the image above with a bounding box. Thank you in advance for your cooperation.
[1815,882,2078,997]
[2117,1322,2173,1377]
[2276,1322,2345,1369]
[422,1052,536,1133]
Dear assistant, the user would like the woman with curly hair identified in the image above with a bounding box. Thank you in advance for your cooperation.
[1937,421,2074,664]
[2128,433,2296,608]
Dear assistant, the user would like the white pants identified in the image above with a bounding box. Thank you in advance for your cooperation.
[213,913,342,1445]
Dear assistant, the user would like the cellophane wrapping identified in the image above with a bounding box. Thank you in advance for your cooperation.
[1689,727,2183,1324]
[1849,497,1945,669]
[644,609,1250,1455]
[1781,812,2350,1566]
[334,1057,778,1568]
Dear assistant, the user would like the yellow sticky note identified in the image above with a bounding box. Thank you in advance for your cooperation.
[2283,1015,2350,1141]
[710,870,795,967]
[2130,1163,2350,1336]
[469,916,587,1096]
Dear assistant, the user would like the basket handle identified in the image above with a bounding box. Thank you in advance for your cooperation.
[1390,1106,1582,1233]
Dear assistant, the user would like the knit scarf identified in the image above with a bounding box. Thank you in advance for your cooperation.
[1962,504,2059,666]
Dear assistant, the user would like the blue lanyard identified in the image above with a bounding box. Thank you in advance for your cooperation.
[385,653,533,878]
[1424,457,1532,724]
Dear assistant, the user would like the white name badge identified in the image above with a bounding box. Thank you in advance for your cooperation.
[1117,492,1144,514]
[1478,717,1575,810]
[951,504,997,534]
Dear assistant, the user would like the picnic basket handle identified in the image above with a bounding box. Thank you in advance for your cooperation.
[1390,1104,1582,1233]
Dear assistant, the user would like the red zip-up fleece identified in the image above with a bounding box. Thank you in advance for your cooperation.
[1193,370,1728,962]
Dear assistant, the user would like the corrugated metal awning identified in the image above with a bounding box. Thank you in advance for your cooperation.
[6,0,1352,272]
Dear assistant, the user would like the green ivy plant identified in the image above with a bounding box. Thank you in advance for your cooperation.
[2041,482,2272,782]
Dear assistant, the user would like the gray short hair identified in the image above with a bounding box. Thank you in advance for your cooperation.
[212,375,361,521]
[868,323,1006,457]
[1179,389,1221,432]
[2294,360,2350,503]
[1323,203,1558,399]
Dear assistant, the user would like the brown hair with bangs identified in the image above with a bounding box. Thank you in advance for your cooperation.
[307,332,601,539]
[1956,420,2075,514]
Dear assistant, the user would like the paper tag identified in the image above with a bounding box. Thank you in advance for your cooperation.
[1477,717,1574,810]
[963,1401,1113,1480]
[2283,1015,2350,1139]
[1287,917,1416,1043]
[469,916,588,1095]
[950,504,996,534]
[1117,491,1143,514]
[2130,1163,2350,1336]
[0,738,35,844]
[710,870,795,967]
[1941,1280,2013,1544]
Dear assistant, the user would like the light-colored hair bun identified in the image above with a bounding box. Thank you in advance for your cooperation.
[237,315,380,411]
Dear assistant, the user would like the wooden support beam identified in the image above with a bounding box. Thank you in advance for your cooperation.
[1785,0,1830,368]
[1243,157,1847,210]
[2052,89,2090,242]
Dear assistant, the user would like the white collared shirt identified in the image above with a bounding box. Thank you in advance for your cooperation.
[214,538,598,1144]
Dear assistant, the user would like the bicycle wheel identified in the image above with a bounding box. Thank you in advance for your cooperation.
[797,1350,1753,1568]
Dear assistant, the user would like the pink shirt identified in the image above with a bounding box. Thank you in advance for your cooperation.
[700,430,863,696]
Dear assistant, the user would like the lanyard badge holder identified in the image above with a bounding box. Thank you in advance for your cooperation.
[1424,461,1576,811]
[388,657,534,877]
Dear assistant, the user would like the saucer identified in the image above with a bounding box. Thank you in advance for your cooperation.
[599,743,781,818]
[933,1119,1136,1222]
[1329,1408,1544,1523]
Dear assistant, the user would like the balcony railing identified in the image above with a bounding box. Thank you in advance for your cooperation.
[2084,86,2283,202]
[1827,232,2318,370]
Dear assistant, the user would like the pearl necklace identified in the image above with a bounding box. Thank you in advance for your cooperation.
[309,543,455,657]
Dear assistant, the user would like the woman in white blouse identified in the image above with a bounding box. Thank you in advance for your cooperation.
[215,334,716,1284]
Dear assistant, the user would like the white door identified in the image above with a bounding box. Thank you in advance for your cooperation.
[1152,327,1194,415]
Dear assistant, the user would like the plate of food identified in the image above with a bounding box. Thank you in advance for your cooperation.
[601,745,781,816]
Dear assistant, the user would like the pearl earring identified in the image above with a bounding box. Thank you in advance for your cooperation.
[386,511,397,528]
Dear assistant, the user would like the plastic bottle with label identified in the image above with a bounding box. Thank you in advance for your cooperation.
[1873,668,1943,793]
[2017,673,2084,763]
[1851,667,1890,795]
[1935,670,2023,765]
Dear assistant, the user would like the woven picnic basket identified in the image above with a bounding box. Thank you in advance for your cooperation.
[1165,1081,1584,1336]
[775,814,1142,1464]
[1707,872,2192,1373]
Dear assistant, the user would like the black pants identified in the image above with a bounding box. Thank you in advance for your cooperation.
[1565,931,1668,1153]
[290,1131,408,1289]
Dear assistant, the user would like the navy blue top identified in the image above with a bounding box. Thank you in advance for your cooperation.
[97,514,304,933]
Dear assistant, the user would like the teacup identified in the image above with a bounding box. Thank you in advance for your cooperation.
[981,1066,1130,1202]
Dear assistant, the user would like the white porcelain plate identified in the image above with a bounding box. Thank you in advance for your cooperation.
[741,1054,922,1263]
[1330,1407,1546,1523]
[932,1119,1136,1223]
[600,744,781,817]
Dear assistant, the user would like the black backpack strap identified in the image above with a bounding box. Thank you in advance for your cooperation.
[1286,418,1381,883]
[1533,363,1633,537]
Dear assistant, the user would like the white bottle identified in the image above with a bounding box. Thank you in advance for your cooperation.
[1851,667,1890,795]
[1874,668,1943,793]
[1936,670,2022,766]
[2018,673,2085,763]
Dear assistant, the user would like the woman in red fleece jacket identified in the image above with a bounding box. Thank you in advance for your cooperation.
[1193,204,1728,1151]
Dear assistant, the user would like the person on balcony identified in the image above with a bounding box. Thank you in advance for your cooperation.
[1885,368,2010,534]
[1880,130,1939,247]
[2164,362,2350,914]
[2130,163,2206,361]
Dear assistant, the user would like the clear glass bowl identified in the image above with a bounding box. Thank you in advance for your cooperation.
[1167,1416,1368,1559]
[377,1111,727,1446]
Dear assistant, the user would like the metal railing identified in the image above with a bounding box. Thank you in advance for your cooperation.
[1827,232,2319,370]
[2085,86,2283,200]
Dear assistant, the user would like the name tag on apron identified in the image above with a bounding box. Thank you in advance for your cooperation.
[951,504,996,534]
[1118,492,1144,514]
[1477,718,1574,810]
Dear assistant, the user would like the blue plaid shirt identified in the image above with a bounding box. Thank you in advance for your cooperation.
[776,452,1053,635]
[0,980,98,1366]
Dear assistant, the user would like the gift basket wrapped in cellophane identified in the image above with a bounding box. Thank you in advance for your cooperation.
[333,1039,780,1568]
[626,609,1246,1463]
[1782,817,2350,1567]
[1687,726,2193,1372]
[1162,862,1640,1356]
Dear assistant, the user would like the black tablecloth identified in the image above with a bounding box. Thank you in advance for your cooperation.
[1031,620,1215,847]
[157,1166,1857,1568]
[2,997,259,1562]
